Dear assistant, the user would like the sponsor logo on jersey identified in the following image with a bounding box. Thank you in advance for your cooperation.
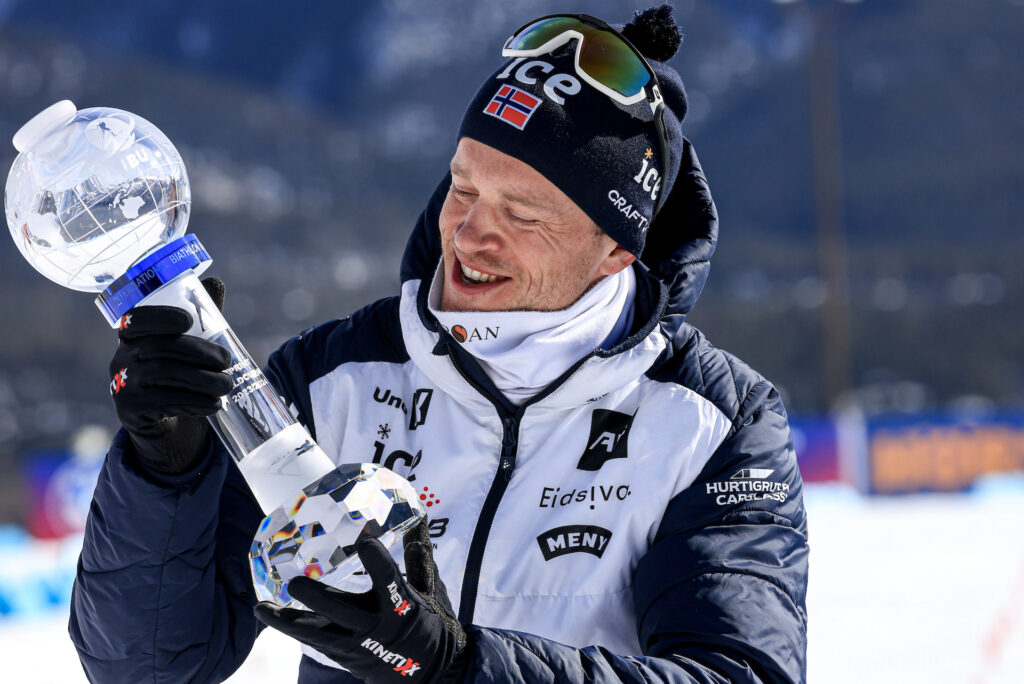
[371,441,423,480]
[373,387,433,430]
[418,485,441,508]
[360,638,420,677]
[576,409,635,471]
[732,468,775,480]
[374,387,407,413]
[428,517,449,540]
[370,443,446,522]
[441,324,500,344]
[705,468,790,506]
[538,484,631,510]
[409,389,432,430]
[536,524,612,561]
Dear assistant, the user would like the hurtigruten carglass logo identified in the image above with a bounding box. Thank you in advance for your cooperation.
[705,468,790,506]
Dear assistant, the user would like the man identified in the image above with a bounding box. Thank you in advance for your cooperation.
[70,6,808,683]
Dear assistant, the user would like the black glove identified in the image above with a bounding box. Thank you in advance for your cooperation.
[109,276,232,476]
[255,521,470,683]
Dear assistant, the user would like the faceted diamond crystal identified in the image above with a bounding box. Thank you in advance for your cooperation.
[249,463,425,607]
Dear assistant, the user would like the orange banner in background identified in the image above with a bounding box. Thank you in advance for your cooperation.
[871,425,1024,493]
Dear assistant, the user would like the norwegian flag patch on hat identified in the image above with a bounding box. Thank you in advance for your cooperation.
[483,85,541,130]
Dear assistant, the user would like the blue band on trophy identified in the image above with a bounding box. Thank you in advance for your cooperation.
[95,234,211,324]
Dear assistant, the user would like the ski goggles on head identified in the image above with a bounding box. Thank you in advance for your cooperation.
[503,14,663,108]
[502,13,672,214]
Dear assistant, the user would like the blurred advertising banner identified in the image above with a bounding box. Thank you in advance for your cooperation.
[863,413,1024,495]
[20,425,109,540]
[790,417,840,483]
[23,450,102,539]
[793,412,1024,495]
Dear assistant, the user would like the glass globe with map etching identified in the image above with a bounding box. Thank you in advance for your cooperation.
[5,100,190,292]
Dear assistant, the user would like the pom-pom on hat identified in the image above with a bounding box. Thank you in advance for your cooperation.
[457,5,687,257]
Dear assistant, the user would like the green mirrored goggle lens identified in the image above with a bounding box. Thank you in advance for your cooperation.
[577,29,652,98]
[505,17,653,98]
[505,17,581,50]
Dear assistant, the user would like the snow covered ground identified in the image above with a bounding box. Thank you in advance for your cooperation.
[1,483,1022,683]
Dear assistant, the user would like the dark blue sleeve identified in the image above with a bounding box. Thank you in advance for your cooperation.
[463,381,809,684]
[68,430,265,683]
[69,335,320,683]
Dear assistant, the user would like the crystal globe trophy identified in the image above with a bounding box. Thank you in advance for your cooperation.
[4,101,424,606]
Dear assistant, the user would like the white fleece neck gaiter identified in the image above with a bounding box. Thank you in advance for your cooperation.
[427,262,636,405]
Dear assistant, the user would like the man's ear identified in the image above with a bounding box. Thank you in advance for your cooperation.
[596,242,636,279]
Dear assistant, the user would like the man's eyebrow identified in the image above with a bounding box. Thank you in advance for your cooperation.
[449,161,552,212]
[500,191,551,212]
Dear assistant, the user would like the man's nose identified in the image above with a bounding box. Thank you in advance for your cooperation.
[453,204,502,254]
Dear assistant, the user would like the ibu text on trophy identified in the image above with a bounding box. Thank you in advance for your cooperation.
[4,100,425,606]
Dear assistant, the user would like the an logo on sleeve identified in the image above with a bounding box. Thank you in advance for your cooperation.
[576,409,635,471]
[536,525,612,561]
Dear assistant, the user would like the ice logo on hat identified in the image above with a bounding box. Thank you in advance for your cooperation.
[483,85,541,130]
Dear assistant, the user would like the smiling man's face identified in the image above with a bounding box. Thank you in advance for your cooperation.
[439,138,635,312]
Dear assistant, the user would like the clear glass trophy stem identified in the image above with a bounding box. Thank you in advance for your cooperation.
[140,269,425,606]
[141,272,335,512]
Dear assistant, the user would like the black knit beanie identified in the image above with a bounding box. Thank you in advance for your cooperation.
[456,5,688,257]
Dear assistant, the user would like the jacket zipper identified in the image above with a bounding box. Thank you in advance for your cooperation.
[457,413,519,624]
[443,344,522,624]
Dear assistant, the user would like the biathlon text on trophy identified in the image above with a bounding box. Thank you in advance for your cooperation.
[4,101,424,606]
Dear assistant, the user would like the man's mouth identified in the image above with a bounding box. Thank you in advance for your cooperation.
[460,263,505,284]
[456,258,509,287]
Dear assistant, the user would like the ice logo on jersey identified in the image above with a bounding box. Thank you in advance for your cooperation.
[576,409,636,471]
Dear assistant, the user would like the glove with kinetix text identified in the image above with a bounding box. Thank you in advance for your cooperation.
[108,276,232,476]
[255,521,471,683]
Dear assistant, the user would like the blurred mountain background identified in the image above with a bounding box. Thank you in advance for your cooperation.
[0,0,1020,523]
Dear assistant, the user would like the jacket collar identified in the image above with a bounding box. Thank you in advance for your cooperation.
[399,263,668,412]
